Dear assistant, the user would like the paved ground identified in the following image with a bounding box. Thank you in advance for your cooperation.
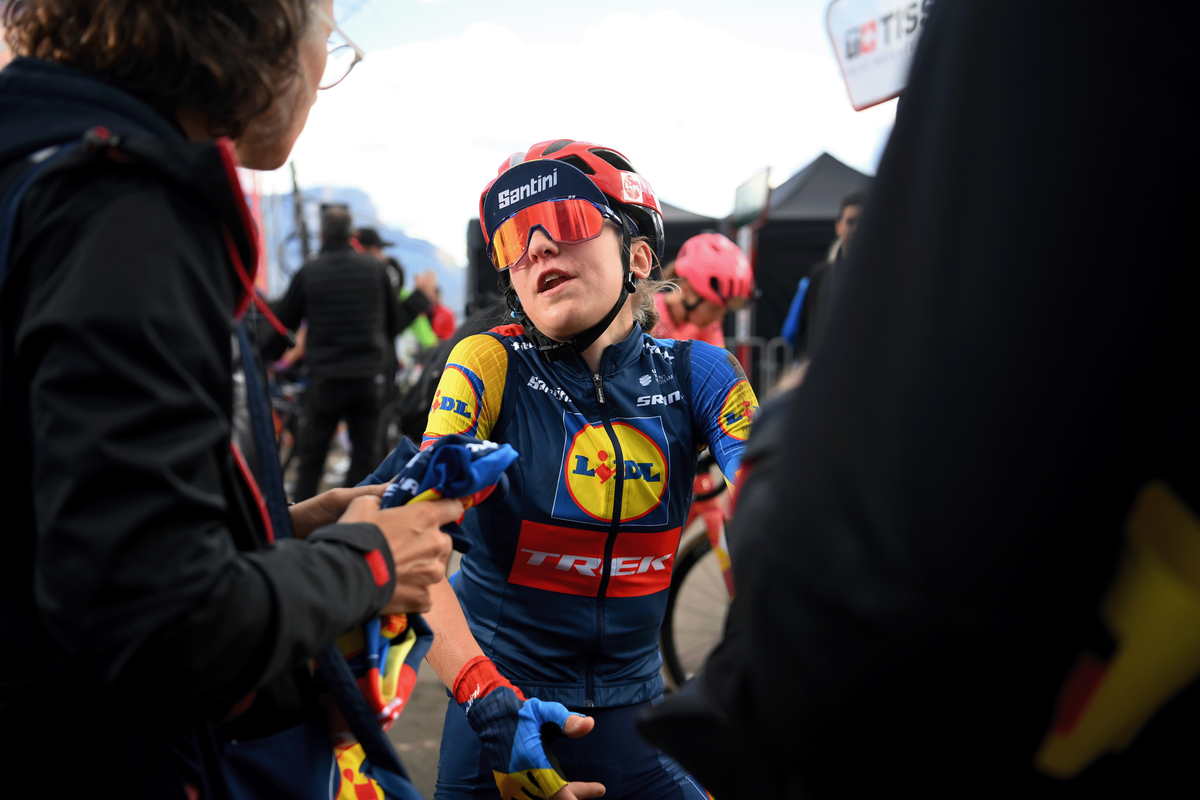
[388,662,452,798]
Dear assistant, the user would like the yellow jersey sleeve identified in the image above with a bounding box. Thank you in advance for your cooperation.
[422,334,509,448]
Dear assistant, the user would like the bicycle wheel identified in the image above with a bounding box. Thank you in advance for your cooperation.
[660,534,730,690]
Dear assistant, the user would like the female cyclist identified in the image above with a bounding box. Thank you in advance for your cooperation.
[418,140,759,800]
[652,232,754,347]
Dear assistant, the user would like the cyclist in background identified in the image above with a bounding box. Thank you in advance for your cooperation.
[652,232,754,347]
[417,140,759,799]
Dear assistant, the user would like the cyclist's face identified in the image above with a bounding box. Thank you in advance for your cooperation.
[236,0,333,170]
[835,203,861,257]
[680,280,726,328]
[508,223,645,342]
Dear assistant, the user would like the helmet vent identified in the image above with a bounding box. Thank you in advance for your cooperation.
[557,154,595,175]
[588,148,635,172]
[541,139,575,156]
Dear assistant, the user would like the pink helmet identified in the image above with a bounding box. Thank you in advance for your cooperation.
[674,233,753,307]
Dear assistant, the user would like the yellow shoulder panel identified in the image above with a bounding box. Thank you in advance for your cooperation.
[422,334,508,446]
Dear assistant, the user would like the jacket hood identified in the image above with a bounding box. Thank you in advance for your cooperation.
[0,57,184,167]
[0,57,259,317]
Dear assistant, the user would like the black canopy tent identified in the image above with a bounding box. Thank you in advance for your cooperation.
[659,200,724,268]
[752,152,872,341]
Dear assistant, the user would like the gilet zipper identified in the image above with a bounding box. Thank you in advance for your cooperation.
[584,368,624,707]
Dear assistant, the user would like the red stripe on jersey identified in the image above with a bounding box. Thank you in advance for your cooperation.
[489,323,526,337]
[607,527,682,597]
[509,521,607,596]
[507,521,681,598]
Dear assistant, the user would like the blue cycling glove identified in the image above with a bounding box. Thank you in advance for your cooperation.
[454,655,581,799]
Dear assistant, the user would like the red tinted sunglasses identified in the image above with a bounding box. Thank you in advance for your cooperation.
[489,198,623,271]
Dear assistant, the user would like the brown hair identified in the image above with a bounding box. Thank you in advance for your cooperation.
[626,236,669,332]
[3,0,312,138]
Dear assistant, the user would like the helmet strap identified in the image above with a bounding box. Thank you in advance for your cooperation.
[532,215,637,363]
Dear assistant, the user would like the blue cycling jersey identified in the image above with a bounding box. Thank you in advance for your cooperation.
[423,323,757,708]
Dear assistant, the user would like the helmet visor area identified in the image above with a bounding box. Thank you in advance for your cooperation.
[489,199,617,271]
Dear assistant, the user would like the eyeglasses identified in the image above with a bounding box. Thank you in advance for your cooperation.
[314,7,364,90]
[489,198,623,271]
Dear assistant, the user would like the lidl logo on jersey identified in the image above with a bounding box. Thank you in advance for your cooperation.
[718,379,757,441]
[427,364,484,437]
[551,413,670,527]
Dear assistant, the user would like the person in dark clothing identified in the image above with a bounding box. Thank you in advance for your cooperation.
[0,3,459,796]
[639,0,1200,796]
[271,208,433,499]
[781,191,865,359]
[358,226,403,290]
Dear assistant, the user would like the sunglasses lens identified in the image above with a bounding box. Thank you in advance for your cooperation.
[490,199,607,270]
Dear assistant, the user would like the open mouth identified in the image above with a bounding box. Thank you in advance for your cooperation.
[538,269,573,294]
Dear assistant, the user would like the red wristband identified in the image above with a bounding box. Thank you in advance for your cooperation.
[453,655,526,705]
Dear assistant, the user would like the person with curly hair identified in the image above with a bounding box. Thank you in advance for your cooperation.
[0,2,458,796]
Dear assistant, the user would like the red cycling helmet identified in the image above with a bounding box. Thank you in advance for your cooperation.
[674,233,754,307]
[477,139,666,362]
[479,139,665,263]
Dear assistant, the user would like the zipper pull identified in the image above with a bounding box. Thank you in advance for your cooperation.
[592,373,605,404]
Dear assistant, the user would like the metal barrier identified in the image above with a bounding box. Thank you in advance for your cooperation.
[764,336,793,390]
[727,336,794,393]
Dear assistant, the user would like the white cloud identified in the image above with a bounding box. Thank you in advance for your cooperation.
[273,11,894,262]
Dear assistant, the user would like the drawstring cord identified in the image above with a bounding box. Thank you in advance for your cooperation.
[221,225,296,347]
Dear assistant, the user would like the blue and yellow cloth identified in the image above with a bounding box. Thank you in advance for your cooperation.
[320,434,517,798]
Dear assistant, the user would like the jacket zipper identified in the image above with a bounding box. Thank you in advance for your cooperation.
[585,369,624,707]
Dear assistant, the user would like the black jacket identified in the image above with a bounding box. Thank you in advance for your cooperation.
[0,57,398,788]
[641,0,1200,795]
[794,245,842,360]
[270,244,430,378]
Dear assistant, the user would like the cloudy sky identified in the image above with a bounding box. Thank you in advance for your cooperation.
[268,0,897,262]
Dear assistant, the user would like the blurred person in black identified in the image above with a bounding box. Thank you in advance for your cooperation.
[639,0,1200,796]
[271,207,435,499]
[0,1,459,794]
[781,191,864,360]
[356,225,404,291]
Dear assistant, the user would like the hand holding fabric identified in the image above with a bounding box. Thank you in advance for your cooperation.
[288,483,386,539]
[337,494,459,614]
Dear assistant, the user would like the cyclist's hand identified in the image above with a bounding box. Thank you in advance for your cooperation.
[455,657,603,799]
[549,716,604,800]
[414,269,438,302]
[289,484,386,539]
[551,781,606,800]
[339,494,458,613]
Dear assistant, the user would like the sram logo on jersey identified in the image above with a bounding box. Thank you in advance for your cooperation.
[508,521,682,597]
[551,413,671,527]
[497,169,558,210]
[426,364,484,437]
[637,391,682,407]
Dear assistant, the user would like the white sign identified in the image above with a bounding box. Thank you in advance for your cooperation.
[826,0,933,111]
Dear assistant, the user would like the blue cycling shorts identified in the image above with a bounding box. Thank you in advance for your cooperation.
[435,697,708,800]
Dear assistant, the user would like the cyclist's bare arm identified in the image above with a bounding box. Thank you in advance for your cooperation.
[425,578,486,688]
